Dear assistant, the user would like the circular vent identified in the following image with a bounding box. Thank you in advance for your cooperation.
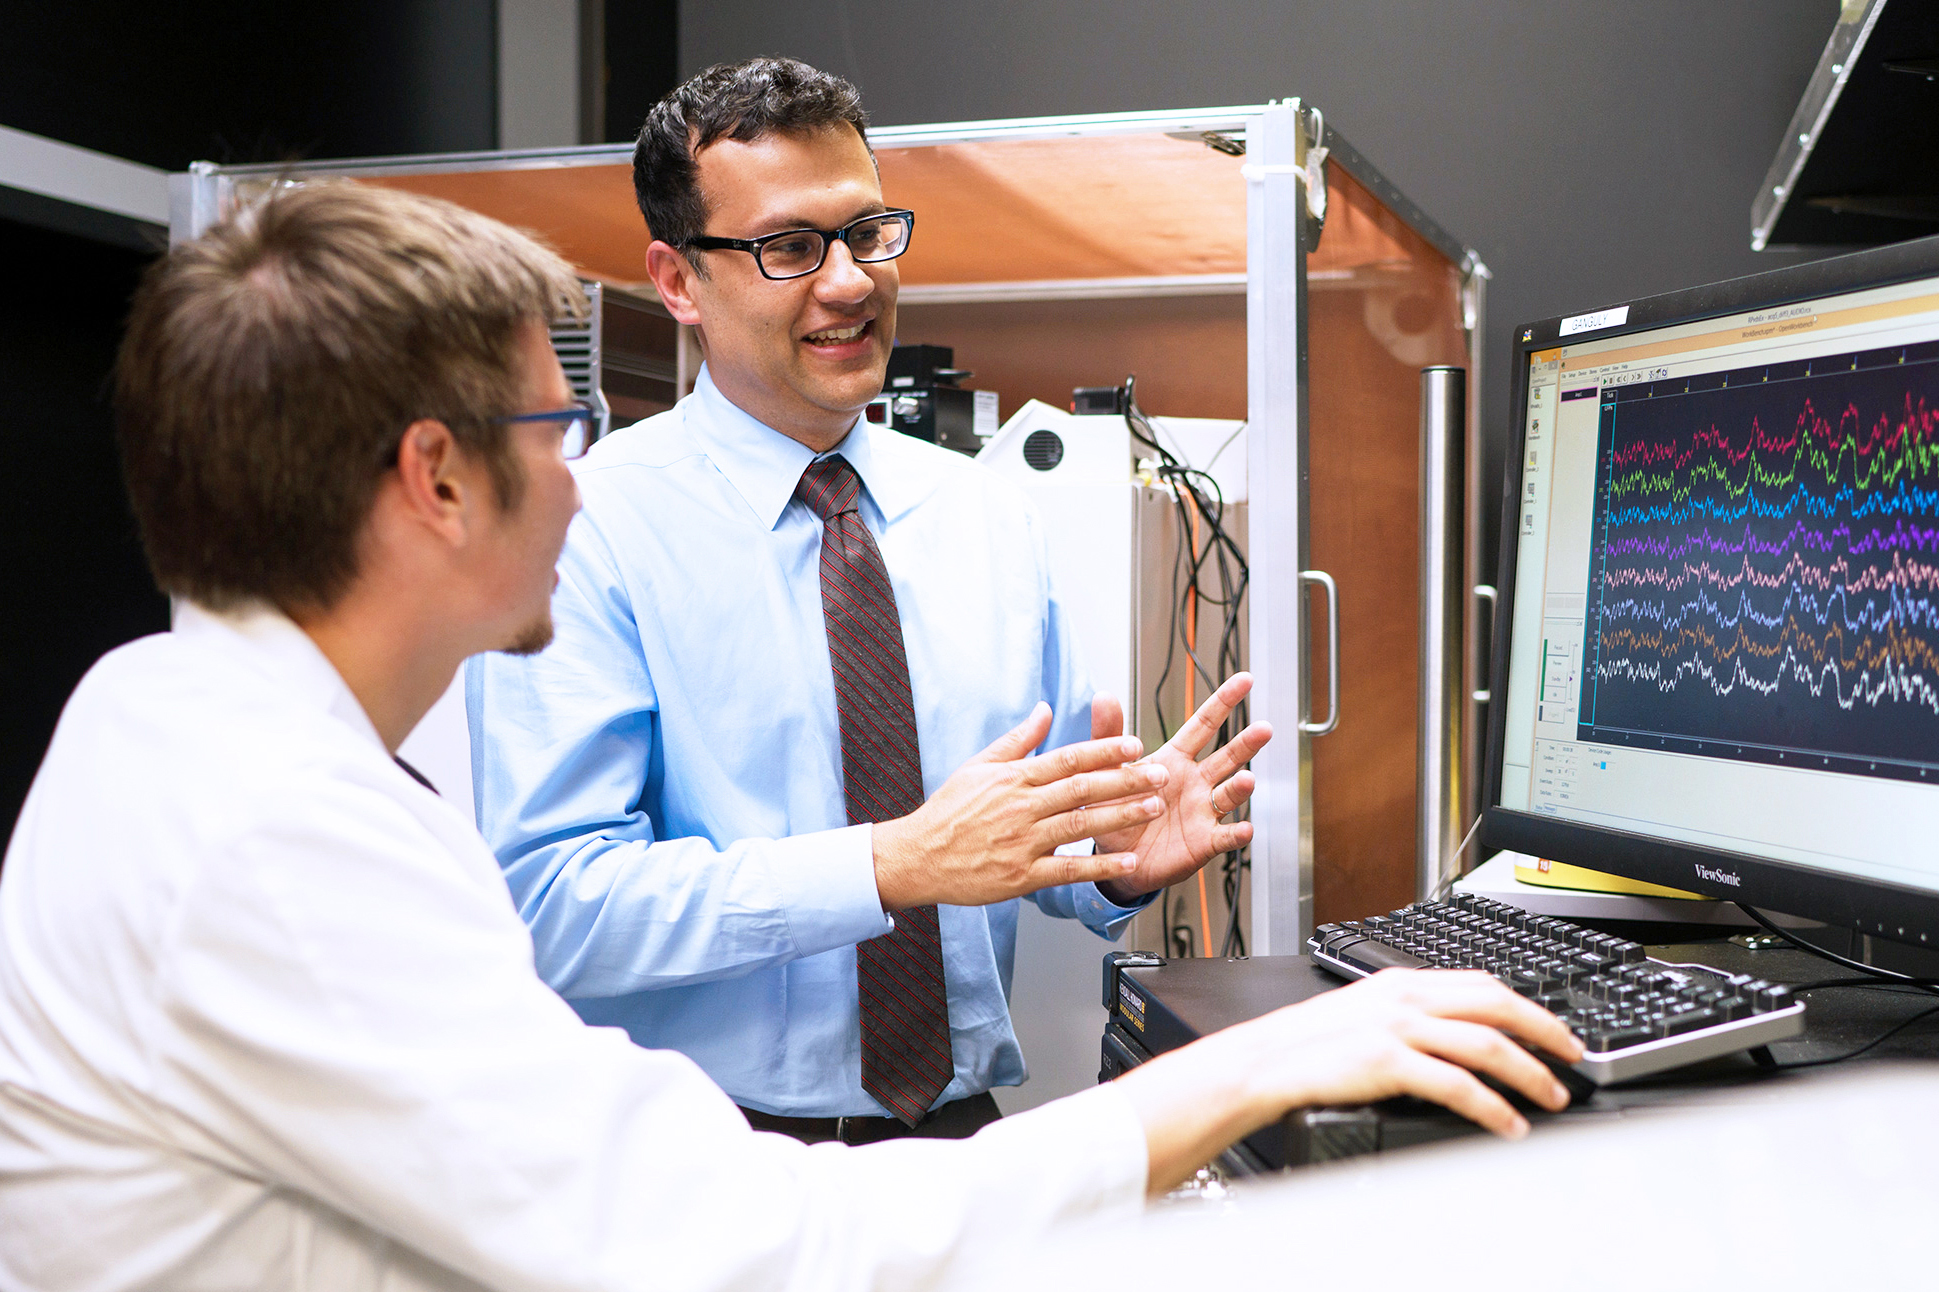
[1022,429,1065,472]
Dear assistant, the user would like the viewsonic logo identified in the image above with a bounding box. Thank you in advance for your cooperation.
[1694,864,1742,888]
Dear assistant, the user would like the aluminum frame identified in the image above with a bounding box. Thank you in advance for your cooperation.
[1243,102,1315,954]
[1750,0,1887,252]
[1417,366,1467,901]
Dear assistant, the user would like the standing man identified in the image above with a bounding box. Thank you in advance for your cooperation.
[468,57,1270,1139]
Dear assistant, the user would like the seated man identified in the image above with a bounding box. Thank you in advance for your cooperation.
[0,181,1579,1291]
[469,56,1270,1139]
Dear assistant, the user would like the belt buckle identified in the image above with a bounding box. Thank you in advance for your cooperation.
[835,1115,854,1145]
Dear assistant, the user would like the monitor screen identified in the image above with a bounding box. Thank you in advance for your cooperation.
[1485,236,1939,948]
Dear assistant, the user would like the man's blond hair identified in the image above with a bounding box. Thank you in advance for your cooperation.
[116,181,585,612]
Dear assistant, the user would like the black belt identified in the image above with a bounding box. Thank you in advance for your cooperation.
[739,1091,1001,1145]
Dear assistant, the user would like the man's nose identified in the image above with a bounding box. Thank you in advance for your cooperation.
[813,239,875,303]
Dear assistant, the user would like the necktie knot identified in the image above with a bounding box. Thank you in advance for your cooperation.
[795,455,862,522]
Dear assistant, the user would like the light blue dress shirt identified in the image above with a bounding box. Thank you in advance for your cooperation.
[467,366,1148,1118]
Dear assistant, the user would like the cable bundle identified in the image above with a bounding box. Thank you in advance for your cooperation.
[1120,376,1252,958]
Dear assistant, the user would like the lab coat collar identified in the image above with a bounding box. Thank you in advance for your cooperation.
[689,364,917,530]
[171,600,388,754]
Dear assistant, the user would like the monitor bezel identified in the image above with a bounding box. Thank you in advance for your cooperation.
[1481,231,1939,950]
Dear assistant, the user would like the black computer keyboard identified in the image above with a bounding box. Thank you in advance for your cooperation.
[1307,892,1806,1083]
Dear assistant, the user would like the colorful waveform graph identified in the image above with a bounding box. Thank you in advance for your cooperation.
[1579,345,1939,778]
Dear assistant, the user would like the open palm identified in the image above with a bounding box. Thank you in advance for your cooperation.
[1090,673,1272,900]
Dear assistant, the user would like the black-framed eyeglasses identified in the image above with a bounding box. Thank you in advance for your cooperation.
[501,403,597,459]
[683,209,915,281]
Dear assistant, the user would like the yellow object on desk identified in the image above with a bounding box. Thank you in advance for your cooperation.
[1512,856,1705,900]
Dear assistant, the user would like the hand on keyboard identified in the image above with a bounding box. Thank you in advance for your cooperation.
[1221,969,1585,1140]
[1115,966,1583,1194]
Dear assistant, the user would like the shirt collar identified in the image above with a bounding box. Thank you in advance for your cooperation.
[689,364,919,529]
[171,599,387,753]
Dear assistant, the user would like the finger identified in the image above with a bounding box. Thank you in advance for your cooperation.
[1090,693,1125,742]
[1036,763,1168,815]
[1204,821,1253,854]
[1388,970,1584,1064]
[972,702,1053,765]
[1384,1048,1530,1139]
[1162,673,1253,759]
[1195,721,1273,787]
[1018,734,1147,787]
[1399,1015,1571,1113]
[1209,770,1256,817]
[1035,850,1140,891]
[1037,797,1164,849]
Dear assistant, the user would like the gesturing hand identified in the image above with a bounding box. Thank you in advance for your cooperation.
[870,702,1171,911]
[1089,673,1272,901]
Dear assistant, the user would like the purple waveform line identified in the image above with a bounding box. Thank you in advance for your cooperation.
[1603,517,1939,562]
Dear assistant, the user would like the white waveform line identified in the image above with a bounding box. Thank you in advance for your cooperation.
[1596,644,1939,715]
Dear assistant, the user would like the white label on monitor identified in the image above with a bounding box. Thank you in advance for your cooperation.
[1559,305,1630,336]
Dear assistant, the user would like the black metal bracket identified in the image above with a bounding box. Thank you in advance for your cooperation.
[1102,950,1165,1010]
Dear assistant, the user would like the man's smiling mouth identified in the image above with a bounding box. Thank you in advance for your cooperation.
[803,321,869,345]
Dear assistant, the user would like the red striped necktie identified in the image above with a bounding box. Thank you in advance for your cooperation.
[794,454,954,1126]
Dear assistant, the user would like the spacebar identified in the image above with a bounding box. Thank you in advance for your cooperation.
[1333,938,1430,974]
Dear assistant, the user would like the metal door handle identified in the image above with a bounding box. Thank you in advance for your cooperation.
[1300,569,1340,736]
[1471,584,1497,704]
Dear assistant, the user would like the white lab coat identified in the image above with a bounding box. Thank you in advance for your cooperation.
[0,603,1146,1291]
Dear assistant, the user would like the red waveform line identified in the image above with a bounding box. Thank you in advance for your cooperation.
[1611,392,1939,476]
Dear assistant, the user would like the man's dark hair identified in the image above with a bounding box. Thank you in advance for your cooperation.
[632,57,870,271]
[116,181,585,614]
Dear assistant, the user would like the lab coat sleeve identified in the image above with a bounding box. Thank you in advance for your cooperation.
[156,772,1149,1292]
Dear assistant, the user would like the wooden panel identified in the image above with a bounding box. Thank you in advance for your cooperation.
[351,131,1258,290]
[1305,166,1470,925]
[894,293,1245,422]
[878,134,1245,284]
[359,166,652,285]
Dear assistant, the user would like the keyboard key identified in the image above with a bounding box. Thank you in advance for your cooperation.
[1657,1007,1720,1038]
[1332,939,1430,974]
[1588,1024,1653,1051]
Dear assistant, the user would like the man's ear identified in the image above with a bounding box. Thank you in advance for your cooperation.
[645,240,704,326]
[392,418,473,546]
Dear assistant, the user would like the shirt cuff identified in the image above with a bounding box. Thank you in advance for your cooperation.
[765,823,893,958]
[1079,881,1156,937]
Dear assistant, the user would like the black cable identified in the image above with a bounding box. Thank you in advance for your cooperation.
[1734,903,1939,994]
[1122,375,1253,962]
[1790,976,1939,994]
[1768,1000,1939,1071]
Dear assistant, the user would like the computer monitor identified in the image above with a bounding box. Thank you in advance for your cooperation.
[1483,234,1939,951]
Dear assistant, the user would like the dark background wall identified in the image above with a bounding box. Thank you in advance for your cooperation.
[0,2,498,174]
[0,0,685,838]
[681,0,1843,573]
